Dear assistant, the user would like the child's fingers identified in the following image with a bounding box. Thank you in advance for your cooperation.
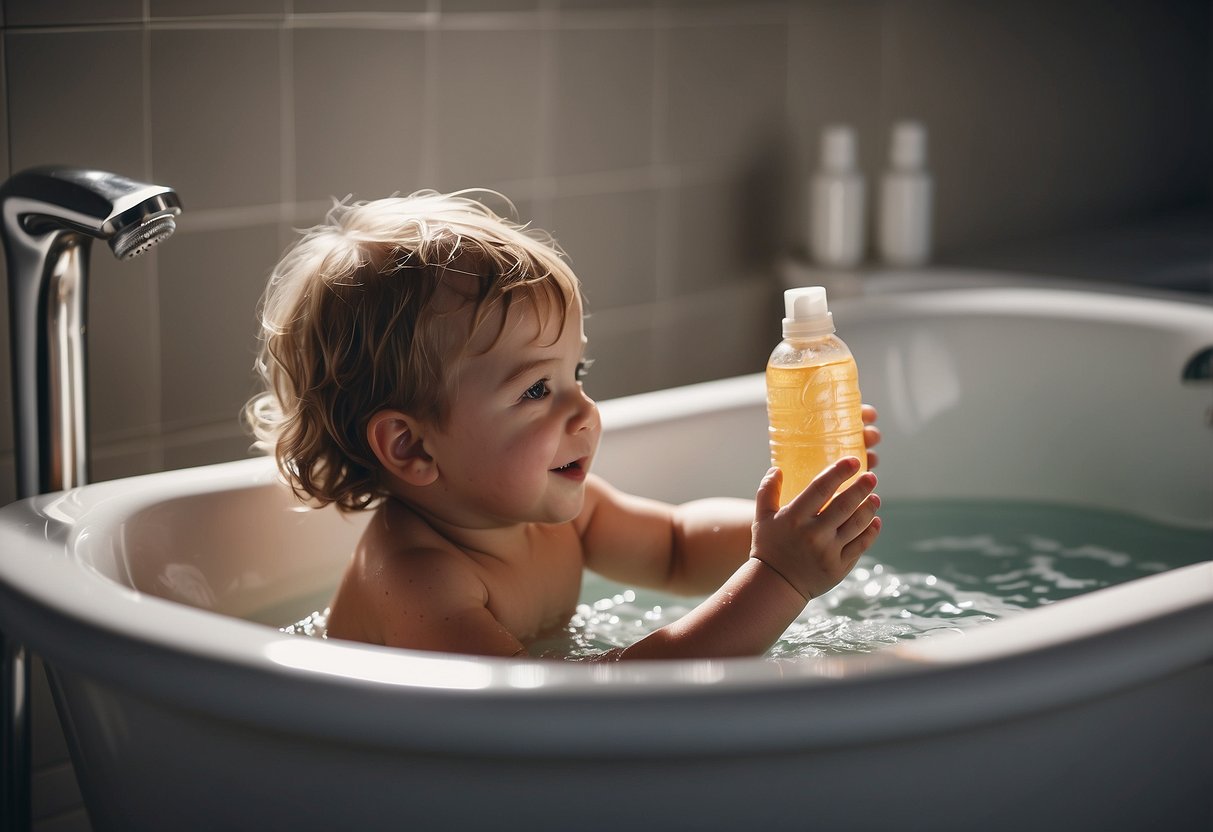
[841,515,882,563]
[837,492,880,541]
[754,467,783,520]
[863,424,881,449]
[861,404,878,424]
[786,456,863,515]
[818,469,877,524]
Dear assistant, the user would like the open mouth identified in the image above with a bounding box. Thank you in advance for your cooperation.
[551,459,586,478]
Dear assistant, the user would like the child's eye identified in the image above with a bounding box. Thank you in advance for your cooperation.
[522,379,550,401]
[575,359,594,382]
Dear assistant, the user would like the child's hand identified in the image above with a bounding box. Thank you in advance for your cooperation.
[749,458,880,603]
[862,404,881,469]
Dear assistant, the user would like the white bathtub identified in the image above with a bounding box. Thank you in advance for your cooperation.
[1,283,1211,831]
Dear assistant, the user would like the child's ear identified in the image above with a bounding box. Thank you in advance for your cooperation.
[367,410,438,487]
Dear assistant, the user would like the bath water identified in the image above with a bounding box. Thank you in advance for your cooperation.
[278,499,1211,659]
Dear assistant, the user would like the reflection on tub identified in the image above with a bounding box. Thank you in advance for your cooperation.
[883,330,961,434]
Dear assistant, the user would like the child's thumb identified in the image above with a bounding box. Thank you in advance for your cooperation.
[755,467,783,519]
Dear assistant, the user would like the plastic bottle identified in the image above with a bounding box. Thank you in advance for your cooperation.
[808,126,866,268]
[766,286,866,507]
[878,121,933,267]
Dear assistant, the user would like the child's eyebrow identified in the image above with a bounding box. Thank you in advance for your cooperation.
[501,357,559,389]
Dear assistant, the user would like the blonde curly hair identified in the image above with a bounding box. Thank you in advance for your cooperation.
[246,190,580,512]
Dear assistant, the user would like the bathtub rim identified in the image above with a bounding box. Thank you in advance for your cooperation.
[1,455,1211,753]
[2,501,1209,757]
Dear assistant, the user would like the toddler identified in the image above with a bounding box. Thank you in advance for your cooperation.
[248,190,881,659]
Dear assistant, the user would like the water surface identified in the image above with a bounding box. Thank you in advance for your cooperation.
[281,499,1211,659]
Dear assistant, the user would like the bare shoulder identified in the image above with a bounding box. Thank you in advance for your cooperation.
[326,504,487,648]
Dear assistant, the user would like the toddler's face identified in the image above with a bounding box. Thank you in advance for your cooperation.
[424,292,599,526]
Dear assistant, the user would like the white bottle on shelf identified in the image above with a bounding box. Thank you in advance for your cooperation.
[878,121,933,267]
[808,125,865,269]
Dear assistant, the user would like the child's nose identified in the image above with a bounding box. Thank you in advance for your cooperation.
[567,387,598,433]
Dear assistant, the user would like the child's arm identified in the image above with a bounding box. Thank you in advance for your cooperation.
[580,404,882,596]
[581,457,880,659]
[626,459,878,658]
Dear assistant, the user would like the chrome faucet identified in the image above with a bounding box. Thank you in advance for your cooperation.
[1,166,182,831]
[2,166,181,497]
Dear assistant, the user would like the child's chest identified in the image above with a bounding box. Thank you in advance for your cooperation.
[474,525,584,641]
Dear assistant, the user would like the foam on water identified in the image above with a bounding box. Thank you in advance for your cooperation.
[280,500,1212,659]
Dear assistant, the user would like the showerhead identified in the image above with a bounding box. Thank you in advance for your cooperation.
[1,166,182,260]
[1,166,183,500]
[111,213,177,260]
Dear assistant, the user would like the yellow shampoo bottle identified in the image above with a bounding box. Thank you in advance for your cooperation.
[766,286,866,507]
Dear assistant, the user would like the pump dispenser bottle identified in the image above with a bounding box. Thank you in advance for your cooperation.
[808,126,865,268]
[766,287,866,507]
[878,121,933,267]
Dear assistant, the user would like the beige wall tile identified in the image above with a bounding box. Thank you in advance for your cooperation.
[655,278,776,390]
[880,0,1212,253]
[669,176,782,297]
[559,0,652,8]
[0,37,10,460]
[156,224,279,429]
[662,19,787,174]
[293,27,427,201]
[162,429,254,471]
[442,0,540,11]
[150,28,282,211]
[6,0,142,26]
[88,253,161,441]
[432,28,545,190]
[89,443,163,484]
[6,30,147,176]
[0,459,13,511]
[550,188,660,310]
[552,26,655,176]
[582,305,658,399]
[293,1,427,11]
[151,0,283,17]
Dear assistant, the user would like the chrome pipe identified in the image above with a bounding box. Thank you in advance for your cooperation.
[0,167,181,832]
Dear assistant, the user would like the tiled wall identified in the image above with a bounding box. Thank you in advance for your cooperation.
[1,0,1210,503]
[1,1,1209,829]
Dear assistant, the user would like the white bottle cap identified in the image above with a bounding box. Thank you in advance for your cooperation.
[782,286,836,337]
[890,121,927,169]
[821,126,857,173]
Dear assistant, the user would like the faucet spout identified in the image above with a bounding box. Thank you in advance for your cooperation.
[4,166,181,260]
[1,166,182,498]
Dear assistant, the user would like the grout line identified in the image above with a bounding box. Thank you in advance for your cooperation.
[419,0,440,185]
[31,806,90,827]
[652,15,674,303]
[532,0,557,218]
[2,17,11,176]
[279,7,296,223]
[142,0,166,474]
[90,416,254,462]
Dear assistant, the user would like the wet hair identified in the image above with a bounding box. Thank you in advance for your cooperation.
[246,189,580,512]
